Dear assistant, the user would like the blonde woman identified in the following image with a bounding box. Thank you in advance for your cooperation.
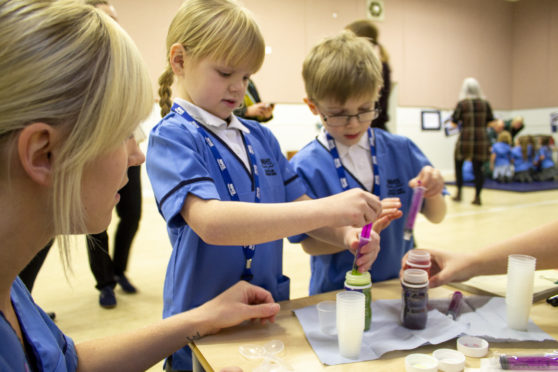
[0,1,279,370]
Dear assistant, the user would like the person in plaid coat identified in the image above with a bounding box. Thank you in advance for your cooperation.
[450,77,495,206]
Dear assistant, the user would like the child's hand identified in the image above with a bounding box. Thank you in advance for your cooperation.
[344,228,380,273]
[408,166,444,198]
[324,188,381,227]
[378,197,403,224]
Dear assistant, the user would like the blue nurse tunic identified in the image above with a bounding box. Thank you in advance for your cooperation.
[146,108,306,369]
[289,129,442,295]
[1,278,78,371]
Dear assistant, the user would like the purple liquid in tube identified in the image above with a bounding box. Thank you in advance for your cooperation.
[500,355,558,370]
[404,183,426,240]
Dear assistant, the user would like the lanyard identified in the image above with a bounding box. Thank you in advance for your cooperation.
[171,103,260,281]
[325,128,380,196]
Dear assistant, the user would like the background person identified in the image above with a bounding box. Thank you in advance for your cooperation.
[451,77,495,206]
[345,19,392,132]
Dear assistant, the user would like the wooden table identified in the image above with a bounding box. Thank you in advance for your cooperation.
[191,279,558,371]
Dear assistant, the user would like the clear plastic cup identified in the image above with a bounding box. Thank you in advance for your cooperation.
[336,291,365,359]
[506,254,536,330]
[316,300,336,335]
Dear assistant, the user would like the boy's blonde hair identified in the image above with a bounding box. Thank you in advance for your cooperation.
[302,31,383,105]
[497,130,512,145]
[0,0,153,260]
[159,0,265,117]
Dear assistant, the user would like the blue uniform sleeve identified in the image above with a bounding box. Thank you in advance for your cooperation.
[146,116,221,229]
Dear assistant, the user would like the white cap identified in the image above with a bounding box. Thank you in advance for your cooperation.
[405,353,439,372]
[457,336,489,357]
[433,348,466,372]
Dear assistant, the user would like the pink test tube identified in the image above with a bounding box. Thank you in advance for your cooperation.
[404,182,425,240]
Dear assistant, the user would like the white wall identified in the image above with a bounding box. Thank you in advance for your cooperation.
[139,102,558,198]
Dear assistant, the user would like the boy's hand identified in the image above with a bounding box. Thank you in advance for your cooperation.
[344,228,380,273]
[408,166,444,198]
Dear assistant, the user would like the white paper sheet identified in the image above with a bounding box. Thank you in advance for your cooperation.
[293,296,555,366]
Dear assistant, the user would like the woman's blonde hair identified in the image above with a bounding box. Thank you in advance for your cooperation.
[0,0,153,262]
[302,30,383,105]
[158,0,265,117]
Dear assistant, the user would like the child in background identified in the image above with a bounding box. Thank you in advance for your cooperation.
[462,160,475,182]
[511,135,534,183]
[534,135,557,181]
[146,1,387,370]
[288,31,447,295]
[490,130,513,182]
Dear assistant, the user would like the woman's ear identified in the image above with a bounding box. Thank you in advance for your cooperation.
[169,43,187,76]
[17,123,57,186]
[303,97,320,115]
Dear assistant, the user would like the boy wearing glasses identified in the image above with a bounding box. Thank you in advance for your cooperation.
[289,31,447,295]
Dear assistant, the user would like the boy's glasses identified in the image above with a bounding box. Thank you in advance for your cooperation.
[320,108,381,127]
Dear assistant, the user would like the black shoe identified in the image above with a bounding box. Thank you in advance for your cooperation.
[115,274,137,294]
[99,286,117,308]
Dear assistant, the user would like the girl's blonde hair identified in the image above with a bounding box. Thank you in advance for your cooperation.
[517,135,531,160]
[497,130,512,145]
[159,0,265,117]
[303,30,383,105]
[0,0,153,262]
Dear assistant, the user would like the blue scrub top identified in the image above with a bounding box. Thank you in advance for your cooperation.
[538,146,555,169]
[511,145,534,172]
[289,129,442,295]
[146,110,306,370]
[1,278,78,372]
[492,142,512,167]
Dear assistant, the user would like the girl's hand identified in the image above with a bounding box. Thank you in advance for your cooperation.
[198,281,280,335]
[408,166,444,198]
[323,189,382,227]
[345,228,380,273]
[377,197,403,226]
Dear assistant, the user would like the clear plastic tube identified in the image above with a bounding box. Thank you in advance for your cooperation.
[499,354,558,370]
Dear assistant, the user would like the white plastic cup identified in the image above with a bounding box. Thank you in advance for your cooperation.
[316,300,336,335]
[506,254,536,331]
[336,291,365,359]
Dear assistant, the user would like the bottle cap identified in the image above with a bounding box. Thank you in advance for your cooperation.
[402,269,429,286]
[433,348,465,372]
[405,353,438,372]
[408,249,431,263]
[456,336,489,357]
[345,270,371,285]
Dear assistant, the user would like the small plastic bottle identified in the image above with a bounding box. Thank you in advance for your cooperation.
[401,269,429,330]
[344,271,372,331]
[402,249,432,277]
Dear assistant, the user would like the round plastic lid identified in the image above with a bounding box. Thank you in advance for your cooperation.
[433,348,466,372]
[457,336,489,357]
[405,353,439,372]
[402,269,429,285]
[345,270,371,285]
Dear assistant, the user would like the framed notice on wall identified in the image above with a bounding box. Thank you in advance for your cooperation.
[421,110,441,131]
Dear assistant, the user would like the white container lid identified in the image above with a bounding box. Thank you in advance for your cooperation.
[405,353,439,372]
[457,336,489,357]
[433,348,466,372]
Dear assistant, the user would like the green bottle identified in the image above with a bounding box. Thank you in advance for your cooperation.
[344,270,372,331]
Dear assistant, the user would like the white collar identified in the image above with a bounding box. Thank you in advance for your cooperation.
[174,98,250,134]
[317,127,369,157]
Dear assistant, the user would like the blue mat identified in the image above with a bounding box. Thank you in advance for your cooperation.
[445,179,558,192]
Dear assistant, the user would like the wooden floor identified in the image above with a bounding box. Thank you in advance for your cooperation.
[31,184,558,371]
